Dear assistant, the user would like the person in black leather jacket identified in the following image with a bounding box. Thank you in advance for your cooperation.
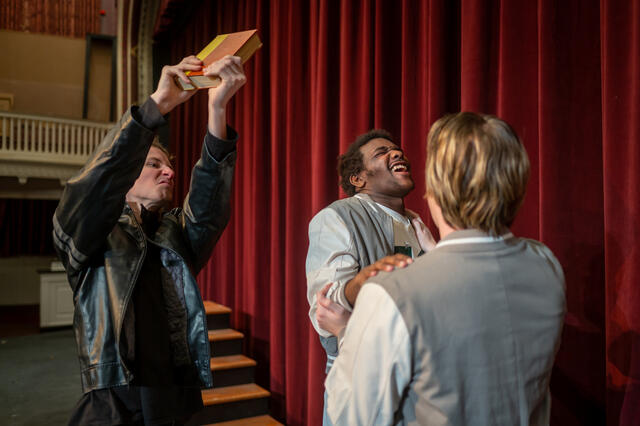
[53,55,246,425]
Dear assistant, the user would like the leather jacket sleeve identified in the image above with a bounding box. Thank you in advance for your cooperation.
[52,104,160,290]
[178,128,237,273]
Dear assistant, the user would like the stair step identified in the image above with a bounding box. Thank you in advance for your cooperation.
[193,302,275,425]
[202,383,270,405]
[209,329,244,341]
[189,384,270,425]
[209,329,244,357]
[211,355,257,387]
[205,414,283,425]
[211,355,256,371]
[204,301,231,315]
[205,301,232,330]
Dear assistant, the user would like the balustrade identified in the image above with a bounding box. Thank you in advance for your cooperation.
[0,112,112,165]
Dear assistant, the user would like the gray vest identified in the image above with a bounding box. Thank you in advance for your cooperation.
[375,231,565,425]
[320,195,396,369]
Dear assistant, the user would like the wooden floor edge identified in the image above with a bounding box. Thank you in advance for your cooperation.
[208,328,244,341]
[210,354,257,370]
[204,414,283,426]
[203,300,232,314]
[201,384,270,405]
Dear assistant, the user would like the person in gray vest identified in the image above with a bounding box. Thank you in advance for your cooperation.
[306,129,436,425]
[320,112,566,425]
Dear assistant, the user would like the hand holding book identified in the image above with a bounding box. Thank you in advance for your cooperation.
[206,55,246,138]
[206,55,246,109]
[151,56,202,115]
[177,29,262,91]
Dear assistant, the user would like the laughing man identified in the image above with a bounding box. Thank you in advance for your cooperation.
[306,129,435,424]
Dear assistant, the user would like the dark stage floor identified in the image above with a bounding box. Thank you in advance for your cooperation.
[0,305,40,338]
[0,307,80,425]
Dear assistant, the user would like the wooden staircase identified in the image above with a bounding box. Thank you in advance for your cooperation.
[186,301,281,425]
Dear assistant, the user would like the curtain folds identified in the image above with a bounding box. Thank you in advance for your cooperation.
[158,1,638,424]
[0,0,101,38]
[601,1,640,424]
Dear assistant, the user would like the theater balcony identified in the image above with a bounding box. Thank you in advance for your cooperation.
[0,111,111,199]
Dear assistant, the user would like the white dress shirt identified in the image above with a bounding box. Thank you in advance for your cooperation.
[325,283,411,425]
[325,231,563,426]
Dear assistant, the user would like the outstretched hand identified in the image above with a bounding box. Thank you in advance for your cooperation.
[344,254,413,306]
[150,56,203,115]
[316,284,351,337]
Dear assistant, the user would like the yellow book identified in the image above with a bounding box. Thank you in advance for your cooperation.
[178,29,262,90]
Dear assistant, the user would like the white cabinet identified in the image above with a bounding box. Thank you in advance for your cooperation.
[39,271,73,328]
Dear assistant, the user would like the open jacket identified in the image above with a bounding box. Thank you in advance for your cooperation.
[52,104,237,393]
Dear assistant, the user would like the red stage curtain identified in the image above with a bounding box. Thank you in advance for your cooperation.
[158,1,638,424]
[0,0,101,38]
[602,1,640,424]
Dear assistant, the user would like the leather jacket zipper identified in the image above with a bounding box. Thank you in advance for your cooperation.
[118,208,147,382]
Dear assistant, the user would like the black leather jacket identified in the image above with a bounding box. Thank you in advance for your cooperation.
[53,104,236,393]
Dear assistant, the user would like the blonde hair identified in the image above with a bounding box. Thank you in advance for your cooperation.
[425,112,530,235]
[151,137,175,165]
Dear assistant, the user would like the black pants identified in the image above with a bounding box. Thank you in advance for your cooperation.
[68,385,203,426]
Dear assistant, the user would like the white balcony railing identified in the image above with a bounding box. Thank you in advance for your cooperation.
[0,112,114,199]
[0,111,112,166]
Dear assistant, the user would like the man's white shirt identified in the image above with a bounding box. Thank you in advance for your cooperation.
[324,233,522,425]
[325,282,411,425]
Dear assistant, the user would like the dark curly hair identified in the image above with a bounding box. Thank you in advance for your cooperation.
[338,129,394,196]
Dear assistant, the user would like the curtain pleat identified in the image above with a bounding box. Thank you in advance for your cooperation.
[601,1,640,424]
[1,0,636,424]
[154,0,639,424]
[0,0,100,38]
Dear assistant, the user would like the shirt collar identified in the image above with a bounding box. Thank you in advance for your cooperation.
[354,193,410,224]
[435,229,514,249]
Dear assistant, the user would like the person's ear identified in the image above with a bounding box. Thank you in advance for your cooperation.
[349,172,366,191]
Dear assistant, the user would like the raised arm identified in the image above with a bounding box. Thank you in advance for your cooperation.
[206,55,246,139]
[179,56,246,272]
[53,57,202,289]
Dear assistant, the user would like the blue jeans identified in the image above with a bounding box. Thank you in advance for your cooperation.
[323,389,333,426]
